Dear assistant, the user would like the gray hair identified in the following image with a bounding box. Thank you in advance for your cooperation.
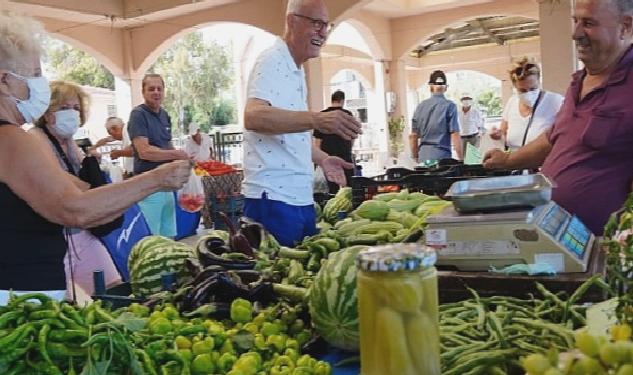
[0,6,44,71]
[105,117,124,130]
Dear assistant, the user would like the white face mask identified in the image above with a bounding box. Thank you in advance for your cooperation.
[53,109,80,139]
[9,72,51,124]
[461,99,473,107]
[518,89,540,107]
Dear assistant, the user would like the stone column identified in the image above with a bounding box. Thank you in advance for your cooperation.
[389,59,409,120]
[114,77,133,121]
[370,60,390,168]
[304,57,325,112]
[539,0,577,95]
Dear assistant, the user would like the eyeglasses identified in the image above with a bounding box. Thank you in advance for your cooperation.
[512,63,539,80]
[292,13,333,33]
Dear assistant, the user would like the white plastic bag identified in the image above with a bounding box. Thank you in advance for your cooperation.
[177,172,205,213]
[313,166,329,194]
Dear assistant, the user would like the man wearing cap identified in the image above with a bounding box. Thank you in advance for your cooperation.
[185,122,214,162]
[409,70,462,163]
[458,94,484,152]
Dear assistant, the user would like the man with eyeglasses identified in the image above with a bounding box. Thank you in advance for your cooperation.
[241,0,362,246]
[484,0,633,235]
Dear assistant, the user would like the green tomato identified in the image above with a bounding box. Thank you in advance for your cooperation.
[191,353,216,375]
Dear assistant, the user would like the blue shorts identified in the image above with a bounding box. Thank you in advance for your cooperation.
[244,196,317,247]
[138,191,177,238]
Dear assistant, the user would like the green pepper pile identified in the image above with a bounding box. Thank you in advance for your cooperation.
[0,293,331,375]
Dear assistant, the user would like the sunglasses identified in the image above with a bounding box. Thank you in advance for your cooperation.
[512,63,539,79]
[292,13,334,33]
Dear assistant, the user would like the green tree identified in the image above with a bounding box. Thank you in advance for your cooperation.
[43,37,114,89]
[477,90,502,116]
[149,32,235,134]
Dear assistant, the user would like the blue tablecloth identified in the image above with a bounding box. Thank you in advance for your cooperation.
[320,349,360,375]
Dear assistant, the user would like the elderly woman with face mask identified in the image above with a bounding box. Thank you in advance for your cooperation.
[490,57,564,151]
[29,81,121,301]
[0,9,191,303]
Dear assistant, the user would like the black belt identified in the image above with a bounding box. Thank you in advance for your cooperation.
[461,133,478,139]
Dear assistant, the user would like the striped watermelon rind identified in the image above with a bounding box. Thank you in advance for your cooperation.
[308,245,369,351]
[128,236,198,297]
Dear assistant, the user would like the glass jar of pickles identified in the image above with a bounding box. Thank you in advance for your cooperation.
[356,244,440,375]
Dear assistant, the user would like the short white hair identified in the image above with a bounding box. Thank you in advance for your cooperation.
[0,5,44,71]
[286,0,304,15]
[105,117,124,130]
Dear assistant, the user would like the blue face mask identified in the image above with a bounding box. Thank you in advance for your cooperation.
[9,72,51,124]
[53,109,80,139]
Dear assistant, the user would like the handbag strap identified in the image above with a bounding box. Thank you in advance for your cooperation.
[42,126,77,175]
[521,90,545,147]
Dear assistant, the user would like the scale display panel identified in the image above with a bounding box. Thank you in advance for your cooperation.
[561,217,591,259]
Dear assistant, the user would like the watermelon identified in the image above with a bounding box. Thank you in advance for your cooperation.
[308,245,369,351]
[128,236,199,296]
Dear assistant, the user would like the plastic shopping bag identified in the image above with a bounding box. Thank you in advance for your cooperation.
[313,166,329,194]
[177,172,205,213]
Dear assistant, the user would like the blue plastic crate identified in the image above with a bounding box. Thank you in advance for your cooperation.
[209,194,244,230]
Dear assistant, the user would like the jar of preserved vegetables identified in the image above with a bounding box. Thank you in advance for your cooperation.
[356,244,440,375]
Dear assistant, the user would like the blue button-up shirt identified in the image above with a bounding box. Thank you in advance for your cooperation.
[412,93,460,155]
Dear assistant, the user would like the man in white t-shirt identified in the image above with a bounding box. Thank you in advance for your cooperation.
[184,122,214,161]
[458,93,484,152]
[242,0,362,246]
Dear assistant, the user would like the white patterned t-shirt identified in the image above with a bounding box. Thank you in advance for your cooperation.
[242,38,313,206]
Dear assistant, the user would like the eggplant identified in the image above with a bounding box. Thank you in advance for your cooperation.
[220,212,255,257]
[239,217,265,249]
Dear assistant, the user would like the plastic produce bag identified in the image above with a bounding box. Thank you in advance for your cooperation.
[177,172,205,213]
[313,166,329,194]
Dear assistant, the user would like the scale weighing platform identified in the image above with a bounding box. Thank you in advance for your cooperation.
[426,201,595,273]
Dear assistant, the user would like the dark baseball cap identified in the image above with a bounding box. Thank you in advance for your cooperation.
[429,70,447,85]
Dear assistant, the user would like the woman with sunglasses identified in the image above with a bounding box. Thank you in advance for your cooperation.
[490,57,563,151]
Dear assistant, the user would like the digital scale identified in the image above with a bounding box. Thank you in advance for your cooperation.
[425,201,595,273]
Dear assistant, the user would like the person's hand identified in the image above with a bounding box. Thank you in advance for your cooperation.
[320,156,354,186]
[315,111,362,141]
[489,127,503,141]
[173,150,190,161]
[110,150,122,159]
[483,149,509,170]
[153,160,192,190]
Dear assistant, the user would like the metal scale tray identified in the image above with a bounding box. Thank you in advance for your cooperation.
[444,174,552,213]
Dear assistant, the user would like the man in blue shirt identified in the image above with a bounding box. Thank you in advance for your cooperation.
[128,74,189,237]
[409,70,462,163]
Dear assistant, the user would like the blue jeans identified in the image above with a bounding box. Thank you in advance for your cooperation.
[244,195,317,247]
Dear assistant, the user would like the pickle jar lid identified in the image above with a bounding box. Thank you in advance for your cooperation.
[356,244,437,272]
